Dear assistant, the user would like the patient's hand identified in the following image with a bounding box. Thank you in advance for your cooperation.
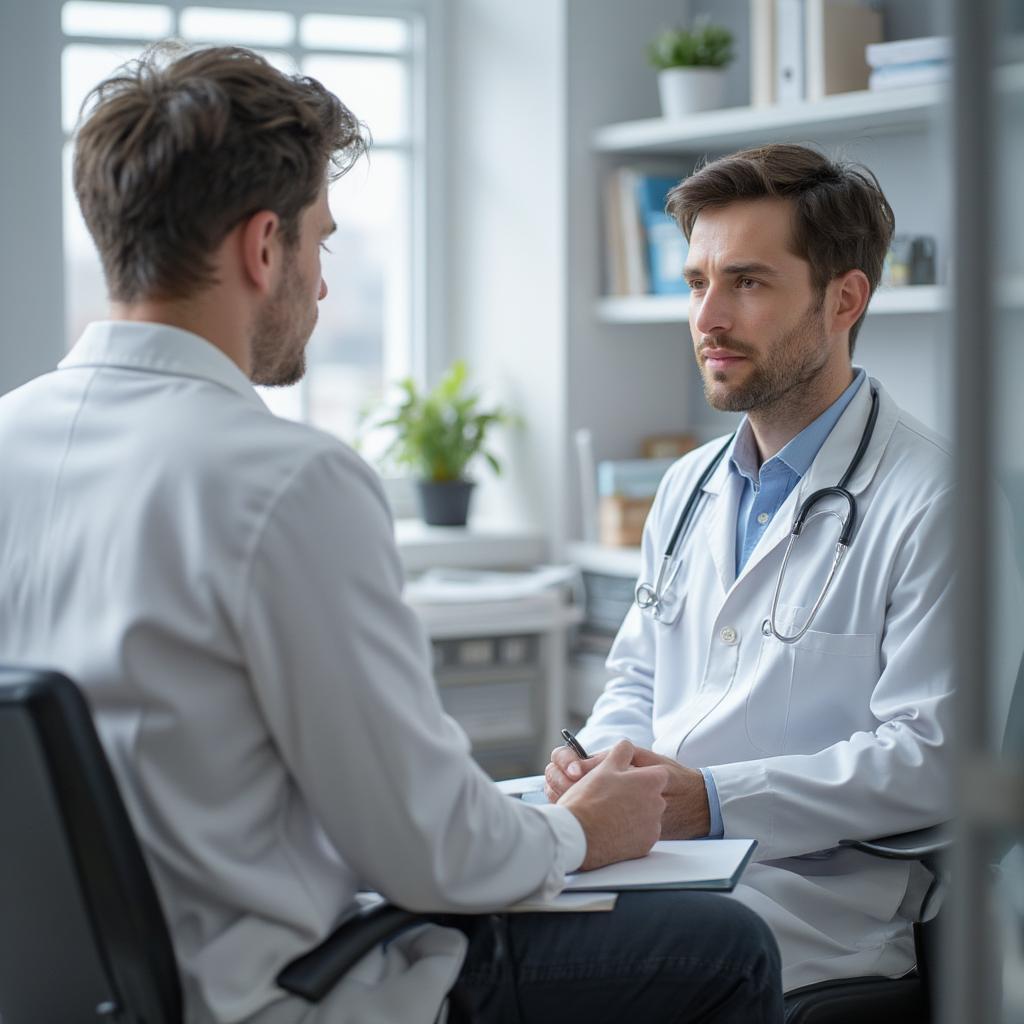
[557,740,668,870]
[546,743,710,840]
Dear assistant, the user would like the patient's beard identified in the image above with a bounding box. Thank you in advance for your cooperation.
[250,259,317,388]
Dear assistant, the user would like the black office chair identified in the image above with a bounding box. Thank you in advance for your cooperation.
[0,667,432,1024]
[784,651,1024,1024]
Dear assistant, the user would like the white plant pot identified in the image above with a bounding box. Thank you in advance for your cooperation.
[658,67,728,118]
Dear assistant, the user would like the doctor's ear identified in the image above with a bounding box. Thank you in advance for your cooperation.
[826,269,871,336]
[239,211,282,296]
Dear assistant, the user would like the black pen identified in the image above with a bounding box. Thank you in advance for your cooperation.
[560,727,590,760]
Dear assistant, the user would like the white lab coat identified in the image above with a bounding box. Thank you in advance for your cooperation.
[0,322,586,1024]
[577,375,1020,991]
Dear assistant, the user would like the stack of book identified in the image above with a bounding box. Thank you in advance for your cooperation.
[866,37,950,91]
[604,168,688,297]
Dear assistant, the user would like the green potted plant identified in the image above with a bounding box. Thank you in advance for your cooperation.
[648,17,734,118]
[368,360,514,527]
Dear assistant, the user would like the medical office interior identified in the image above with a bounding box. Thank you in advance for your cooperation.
[1,0,1023,1020]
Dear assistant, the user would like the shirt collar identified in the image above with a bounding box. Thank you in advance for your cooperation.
[729,368,867,486]
[59,320,266,409]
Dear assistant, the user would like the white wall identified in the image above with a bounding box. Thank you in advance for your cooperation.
[0,0,65,395]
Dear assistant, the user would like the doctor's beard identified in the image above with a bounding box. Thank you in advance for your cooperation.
[697,295,829,415]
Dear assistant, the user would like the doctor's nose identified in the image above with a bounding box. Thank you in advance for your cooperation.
[692,287,733,337]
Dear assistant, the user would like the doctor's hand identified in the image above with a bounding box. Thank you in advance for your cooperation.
[627,747,711,840]
[543,743,606,803]
[557,740,669,871]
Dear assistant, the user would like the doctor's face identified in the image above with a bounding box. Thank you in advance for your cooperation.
[685,199,833,414]
[251,186,333,387]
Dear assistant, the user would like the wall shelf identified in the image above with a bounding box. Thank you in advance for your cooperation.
[592,84,944,156]
[596,285,946,325]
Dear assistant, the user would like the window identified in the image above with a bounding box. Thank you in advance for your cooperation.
[61,0,426,446]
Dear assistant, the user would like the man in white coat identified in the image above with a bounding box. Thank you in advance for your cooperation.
[548,144,1023,992]
[0,44,783,1024]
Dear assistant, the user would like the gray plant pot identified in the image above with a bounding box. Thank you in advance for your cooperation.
[416,479,475,527]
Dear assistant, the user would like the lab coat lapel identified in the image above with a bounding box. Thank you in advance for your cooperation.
[700,450,744,596]
[734,375,897,584]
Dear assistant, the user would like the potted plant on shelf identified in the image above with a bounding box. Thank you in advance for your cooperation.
[648,18,734,119]
[368,361,514,527]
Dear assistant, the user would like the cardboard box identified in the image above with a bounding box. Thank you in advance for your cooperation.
[599,495,653,547]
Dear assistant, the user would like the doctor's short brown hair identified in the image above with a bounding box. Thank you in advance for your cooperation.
[666,144,895,353]
[73,43,367,303]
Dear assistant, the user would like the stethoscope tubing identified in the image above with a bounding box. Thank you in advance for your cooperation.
[636,386,880,640]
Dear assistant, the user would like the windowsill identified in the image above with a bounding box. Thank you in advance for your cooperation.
[395,518,549,573]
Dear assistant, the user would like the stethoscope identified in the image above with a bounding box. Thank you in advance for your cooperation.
[635,386,880,644]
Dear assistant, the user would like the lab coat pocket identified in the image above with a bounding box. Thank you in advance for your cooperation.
[784,626,878,754]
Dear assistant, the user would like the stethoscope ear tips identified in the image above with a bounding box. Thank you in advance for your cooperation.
[761,618,772,637]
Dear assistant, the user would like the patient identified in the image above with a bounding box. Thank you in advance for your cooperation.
[0,43,782,1023]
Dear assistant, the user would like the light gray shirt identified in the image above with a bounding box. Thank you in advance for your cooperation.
[0,321,584,1024]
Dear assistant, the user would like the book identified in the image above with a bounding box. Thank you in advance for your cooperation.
[804,0,882,101]
[775,0,805,103]
[866,35,950,69]
[603,167,688,296]
[869,62,950,90]
[564,839,758,893]
[750,0,777,107]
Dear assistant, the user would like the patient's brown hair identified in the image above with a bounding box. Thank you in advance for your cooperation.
[73,43,367,303]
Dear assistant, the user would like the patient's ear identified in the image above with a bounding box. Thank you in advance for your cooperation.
[239,211,281,296]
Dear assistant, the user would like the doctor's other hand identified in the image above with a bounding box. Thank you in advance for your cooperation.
[543,743,607,802]
[557,740,668,871]
[627,746,711,840]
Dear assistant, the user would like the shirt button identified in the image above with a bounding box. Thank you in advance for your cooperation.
[757,512,770,525]
[720,626,738,645]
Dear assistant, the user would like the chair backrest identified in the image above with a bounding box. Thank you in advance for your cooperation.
[0,667,182,1024]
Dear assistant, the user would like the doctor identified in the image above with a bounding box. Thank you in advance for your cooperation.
[548,143,977,991]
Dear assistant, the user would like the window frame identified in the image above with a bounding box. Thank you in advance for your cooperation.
[59,0,446,461]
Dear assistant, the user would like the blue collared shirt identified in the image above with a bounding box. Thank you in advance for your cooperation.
[701,368,867,837]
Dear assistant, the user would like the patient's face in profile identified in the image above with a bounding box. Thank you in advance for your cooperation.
[250,186,333,387]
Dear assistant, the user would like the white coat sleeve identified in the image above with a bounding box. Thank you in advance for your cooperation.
[237,448,585,910]
[574,470,673,753]
[708,487,997,862]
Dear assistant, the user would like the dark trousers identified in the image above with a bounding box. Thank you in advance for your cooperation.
[444,891,783,1024]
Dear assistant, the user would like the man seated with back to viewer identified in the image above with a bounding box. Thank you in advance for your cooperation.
[0,44,783,1024]
[547,143,1024,993]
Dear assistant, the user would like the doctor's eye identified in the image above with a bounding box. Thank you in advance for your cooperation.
[738,277,758,289]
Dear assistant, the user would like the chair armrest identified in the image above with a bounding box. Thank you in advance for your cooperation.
[839,823,952,861]
[276,902,426,1002]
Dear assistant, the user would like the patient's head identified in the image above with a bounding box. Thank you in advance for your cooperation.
[72,44,367,383]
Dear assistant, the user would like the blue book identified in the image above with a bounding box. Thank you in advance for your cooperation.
[634,175,689,296]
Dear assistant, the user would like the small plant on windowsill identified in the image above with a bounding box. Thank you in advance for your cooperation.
[366,361,515,527]
[648,18,735,118]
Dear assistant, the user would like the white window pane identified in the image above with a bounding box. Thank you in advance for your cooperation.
[62,1,172,39]
[299,14,409,54]
[255,50,298,75]
[305,153,411,444]
[62,42,143,134]
[302,55,407,145]
[63,141,108,346]
[255,383,304,421]
[179,7,294,46]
